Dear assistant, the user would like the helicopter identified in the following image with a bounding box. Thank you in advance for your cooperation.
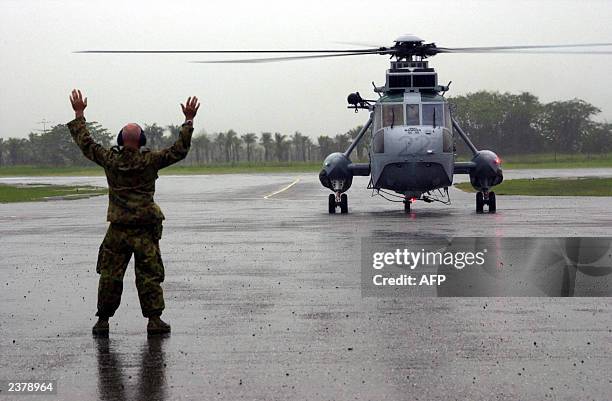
[78,36,612,214]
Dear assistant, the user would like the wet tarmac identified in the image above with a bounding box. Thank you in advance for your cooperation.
[1,170,611,400]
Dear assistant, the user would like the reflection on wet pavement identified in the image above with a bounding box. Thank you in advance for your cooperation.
[95,336,167,401]
[1,172,612,400]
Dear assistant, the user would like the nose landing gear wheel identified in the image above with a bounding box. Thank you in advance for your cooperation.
[404,200,411,213]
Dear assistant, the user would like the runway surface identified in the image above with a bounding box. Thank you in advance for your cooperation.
[1,169,611,400]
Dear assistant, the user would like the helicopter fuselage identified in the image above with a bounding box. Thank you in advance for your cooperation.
[319,41,503,213]
[369,92,454,197]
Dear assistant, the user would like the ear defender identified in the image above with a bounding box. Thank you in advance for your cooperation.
[139,127,147,147]
[117,125,147,147]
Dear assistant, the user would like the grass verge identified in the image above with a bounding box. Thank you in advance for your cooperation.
[0,162,322,177]
[497,152,612,169]
[1,153,612,177]
[0,183,107,203]
[455,177,612,196]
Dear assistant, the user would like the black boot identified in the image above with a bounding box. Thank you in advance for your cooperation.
[147,316,171,336]
[92,317,109,336]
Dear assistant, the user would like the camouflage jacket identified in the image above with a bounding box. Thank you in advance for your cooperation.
[67,116,193,225]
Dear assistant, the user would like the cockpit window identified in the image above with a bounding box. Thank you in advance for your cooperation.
[382,104,403,128]
[405,104,420,125]
[422,103,443,127]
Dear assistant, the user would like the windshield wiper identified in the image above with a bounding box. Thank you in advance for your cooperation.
[433,107,437,128]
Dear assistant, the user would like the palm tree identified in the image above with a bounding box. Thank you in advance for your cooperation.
[334,133,351,152]
[241,133,257,162]
[225,130,238,162]
[259,132,273,161]
[143,123,165,150]
[165,124,181,148]
[290,131,303,161]
[346,125,368,160]
[231,135,243,162]
[193,134,211,164]
[301,136,312,161]
[274,133,287,161]
[214,132,227,162]
[318,135,334,159]
[6,137,30,165]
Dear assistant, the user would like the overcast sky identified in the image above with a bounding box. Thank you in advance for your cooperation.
[1,0,611,139]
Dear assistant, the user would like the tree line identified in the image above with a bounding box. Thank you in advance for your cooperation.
[0,121,365,167]
[449,91,612,157]
[0,91,610,167]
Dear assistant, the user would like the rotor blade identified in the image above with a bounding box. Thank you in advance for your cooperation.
[438,49,612,55]
[333,41,384,48]
[496,50,612,55]
[438,42,612,53]
[75,48,380,54]
[190,51,384,64]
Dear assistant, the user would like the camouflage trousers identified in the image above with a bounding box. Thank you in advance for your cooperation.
[96,223,165,318]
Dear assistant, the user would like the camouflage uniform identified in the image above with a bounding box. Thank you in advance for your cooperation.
[67,116,193,318]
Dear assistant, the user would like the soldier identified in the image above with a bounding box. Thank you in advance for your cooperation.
[67,89,200,336]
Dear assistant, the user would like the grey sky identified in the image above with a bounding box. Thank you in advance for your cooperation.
[1,0,611,139]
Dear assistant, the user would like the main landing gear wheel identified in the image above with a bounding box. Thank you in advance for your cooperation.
[340,193,348,214]
[476,192,484,213]
[328,194,336,214]
[488,192,496,213]
[476,191,496,213]
[328,193,349,214]
[404,199,411,213]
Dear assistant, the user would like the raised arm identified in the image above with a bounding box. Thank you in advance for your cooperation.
[67,89,110,167]
[151,96,200,170]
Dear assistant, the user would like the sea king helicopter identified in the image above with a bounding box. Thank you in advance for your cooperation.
[78,35,612,214]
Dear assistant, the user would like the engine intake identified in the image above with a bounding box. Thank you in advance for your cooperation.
[469,150,503,192]
[319,152,353,193]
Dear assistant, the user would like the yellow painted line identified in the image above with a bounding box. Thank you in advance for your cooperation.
[264,178,301,199]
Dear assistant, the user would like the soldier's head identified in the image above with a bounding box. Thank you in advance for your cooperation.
[117,123,146,149]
